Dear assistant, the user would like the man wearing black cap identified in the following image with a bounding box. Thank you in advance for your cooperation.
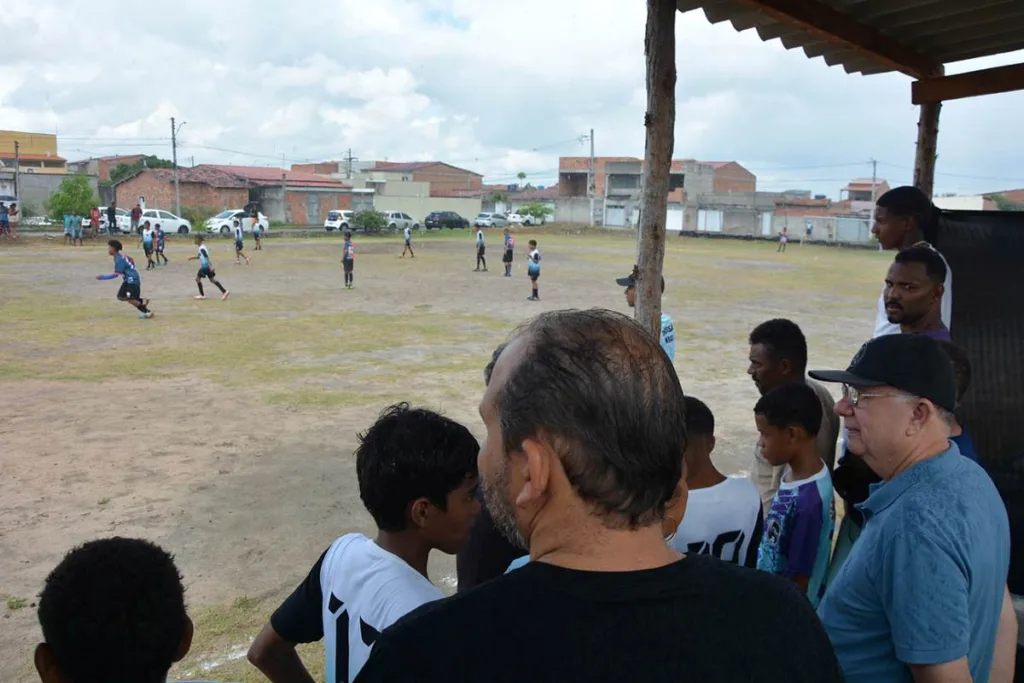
[811,334,1010,683]
[617,265,675,362]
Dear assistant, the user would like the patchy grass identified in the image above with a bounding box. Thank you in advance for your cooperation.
[6,597,27,611]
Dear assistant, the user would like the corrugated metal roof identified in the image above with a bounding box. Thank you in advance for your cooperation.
[677,0,1024,76]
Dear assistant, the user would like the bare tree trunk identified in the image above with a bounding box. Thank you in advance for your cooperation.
[636,0,676,339]
[914,100,941,199]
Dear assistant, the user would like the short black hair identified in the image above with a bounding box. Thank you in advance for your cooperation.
[893,245,947,285]
[108,239,123,251]
[748,318,808,373]
[754,382,822,437]
[877,185,940,241]
[497,309,686,529]
[939,341,972,403]
[194,234,205,243]
[528,239,537,247]
[683,396,714,438]
[484,342,508,387]
[38,537,188,683]
[344,231,352,239]
[356,403,479,532]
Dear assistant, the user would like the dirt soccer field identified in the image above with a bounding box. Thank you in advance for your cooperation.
[0,228,886,681]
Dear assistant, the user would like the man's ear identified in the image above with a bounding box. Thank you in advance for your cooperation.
[779,358,793,377]
[35,643,63,683]
[174,616,194,663]
[516,438,552,508]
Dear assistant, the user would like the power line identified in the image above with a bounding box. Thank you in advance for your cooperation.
[877,161,1024,184]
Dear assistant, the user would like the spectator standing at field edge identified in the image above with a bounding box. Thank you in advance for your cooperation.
[356,309,843,683]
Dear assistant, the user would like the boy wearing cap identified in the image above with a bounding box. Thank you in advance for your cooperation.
[617,265,675,362]
[812,334,1010,683]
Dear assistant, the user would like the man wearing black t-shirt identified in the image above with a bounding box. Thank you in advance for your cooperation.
[356,309,842,683]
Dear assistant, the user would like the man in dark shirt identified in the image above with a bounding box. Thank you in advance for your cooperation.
[107,202,117,233]
[357,309,842,683]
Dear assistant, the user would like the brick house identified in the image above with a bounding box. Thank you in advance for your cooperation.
[699,161,756,193]
[68,155,147,182]
[558,157,753,204]
[114,167,249,213]
[369,161,483,196]
[206,165,351,224]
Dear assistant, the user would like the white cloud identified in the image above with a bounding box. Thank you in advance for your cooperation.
[0,0,1021,194]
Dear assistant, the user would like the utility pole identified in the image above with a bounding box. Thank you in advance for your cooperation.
[170,117,181,216]
[869,157,878,209]
[588,129,595,227]
[344,148,357,180]
[13,140,19,202]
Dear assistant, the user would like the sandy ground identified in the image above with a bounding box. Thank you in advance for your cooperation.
[0,230,886,681]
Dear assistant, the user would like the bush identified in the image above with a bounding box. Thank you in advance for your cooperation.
[520,202,553,224]
[180,205,218,229]
[352,209,388,233]
[47,174,98,220]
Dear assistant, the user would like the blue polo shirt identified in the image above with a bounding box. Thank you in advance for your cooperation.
[817,443,1009,683]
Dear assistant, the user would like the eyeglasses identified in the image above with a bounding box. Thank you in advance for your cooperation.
[841,384,900,408]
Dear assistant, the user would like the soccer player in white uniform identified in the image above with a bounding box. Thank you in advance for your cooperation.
[247,404,481,683]
[474,228,487,272]
[401,225,414,258]
[233,219,251,265]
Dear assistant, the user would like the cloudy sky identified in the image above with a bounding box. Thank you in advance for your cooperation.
[2,0,1022,198]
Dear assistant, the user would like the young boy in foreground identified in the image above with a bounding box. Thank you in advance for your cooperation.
[248,403,481,683]
[35,537,193,683]
[95,239,154,319]
[754,382,835,606]
[189,235,229,300]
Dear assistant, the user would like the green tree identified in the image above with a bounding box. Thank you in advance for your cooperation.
[48,174,98,220]
[352,209,388,233]
[109,156,176,185]
[990,194,1024,212]
[517,172,527,187]
[519,202,553,225]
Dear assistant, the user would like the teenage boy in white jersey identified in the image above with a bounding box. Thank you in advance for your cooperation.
[233,219,251,265]
[248,403,481,683]
[401,225,414,258]
[669,396,763,567]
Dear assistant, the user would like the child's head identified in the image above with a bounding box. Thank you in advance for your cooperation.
[143,220,150,230]
[154,223,161,232]
[107,239,122,256]
[529,239,537,248]
[356,403,481,554]
[35,537,193,683]
[753,383,822,467]
[682,396,716,467]
[194,234,205,245]
[344,231,352,240]
[233,219,239,227]
[939,341,971,405]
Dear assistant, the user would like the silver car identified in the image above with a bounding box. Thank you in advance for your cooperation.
[382,211,419,231]
[474,212,508,228]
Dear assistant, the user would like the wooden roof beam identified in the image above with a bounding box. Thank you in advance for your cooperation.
[734,0,942,78]
[912,63,1024,104]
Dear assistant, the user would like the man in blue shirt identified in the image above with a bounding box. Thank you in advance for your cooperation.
[811,334,1010,683]
[616,266,675,362]
[95,239,153,319]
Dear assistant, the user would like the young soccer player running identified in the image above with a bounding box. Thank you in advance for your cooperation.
[401,224,415,258]
[526,239,541,300]
[139,221,156,270]
[95,239,154,319]
[189,235,229,300]
[247,403,481,683]
[233,219,251,265]
[342,230,355,289]
[474,227,487,271]
[502,228,515,276]
[754,382,835,606]
[154,223,168,265]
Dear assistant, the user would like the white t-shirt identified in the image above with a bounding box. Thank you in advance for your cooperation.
[669,476,764,568]
[476,230,484,247]
[270,533,442,683]
[404,226,411,241]
[873,243,952,337]
[234,224,244,241]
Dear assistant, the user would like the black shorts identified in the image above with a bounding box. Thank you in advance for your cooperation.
[235,240,244,252]
[198,267,216,279]
[343,258,354,273]
[156,244,164,253]
[144,246,153,256]
[117,281,141,300]
[529,271,540,282]
[502,249,513,263]
[477,245,486,257]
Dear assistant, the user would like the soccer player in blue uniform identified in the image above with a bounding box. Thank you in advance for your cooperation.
[502,229,515,277]
[233,220,251,265]
[342,231,355,289]
[527,239,541,300]
[139,221,156,270]
[189,235,230,300]
[95,239,153,319]
[155,224,168,266]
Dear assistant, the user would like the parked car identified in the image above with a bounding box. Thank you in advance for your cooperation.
[139,209,192,234]
[474,212,508,228]
[205,209,270,236]
[98,207,132,234]
[382,211,419,231]
[424,211,469,230]
[324,210,355,232]
[507,212,547,226]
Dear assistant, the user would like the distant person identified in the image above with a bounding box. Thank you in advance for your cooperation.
[342,231,355,289]
[233,219,251,266]
[252,216,263,251]
[189,235,229,301]
[248,404,480,683]
[155,223,168,266]
[356,309,843,683]
[90,206,101,237]
[872,186,951,337]
[131,203,142,233]
[71,212,84,246]
[616,265,675,362]
[34,538,193,683]
[140,221,156,270]
[526,239,541,301]
[63,211,72,246]
[95,239,154,319]
[754,382,835,606]
[778,227,788,252]
[8,201,18,237]
[747,319,839,511]
[883,245,950,340]
[474,227,487,272]
[401,224,414,258]
[812,334,1012,683]
[456,342,526,592]
[107,202,117,233]
[502,228,514,276]
[668,396,763,568]
[0,202,8,235]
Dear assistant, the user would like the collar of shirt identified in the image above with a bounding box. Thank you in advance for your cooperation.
[857,441,960,521]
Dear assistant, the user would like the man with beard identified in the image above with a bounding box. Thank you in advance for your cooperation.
[357,309,843,683]
[747,319,839,511]
[883,245,950,340]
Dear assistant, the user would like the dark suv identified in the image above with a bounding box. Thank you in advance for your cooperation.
[425,211,469,230]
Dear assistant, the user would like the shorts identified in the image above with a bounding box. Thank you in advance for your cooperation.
[529,269,540,282]
[235,240,244,252]
[144,245,153,256]
[197,267,216,279]
[342,258,354,273]
[117,281,141,300]
[253,230,261,239]
[71,229,82,239]
[502,249,513,263]
[477,245,486,256]
[405,238,411,246]
[156,244,165,253]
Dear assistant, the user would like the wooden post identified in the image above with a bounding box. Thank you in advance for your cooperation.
[636,0,676,339]
[913,64,941,201]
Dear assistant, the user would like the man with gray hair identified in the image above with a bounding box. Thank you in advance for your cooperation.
[811,334,1012,683]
